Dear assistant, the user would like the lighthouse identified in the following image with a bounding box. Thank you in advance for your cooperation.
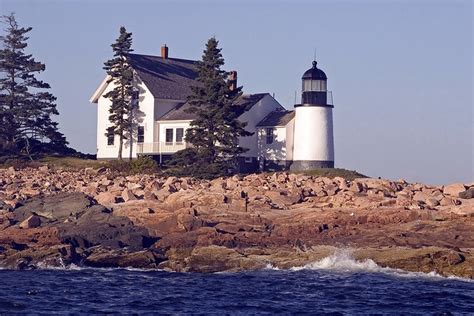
[291,60,334,170]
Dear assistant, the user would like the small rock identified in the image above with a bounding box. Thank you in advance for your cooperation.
[325,184,338,196]
[121,189,137,202]
[38,165,49,172]
[425,197,440,208]
[413,191,428,203]
[84,167,96,175]
[164,177,177,187]
[144,190,157,201]
[7,166,16,175]
[96,167,107,174]
[459,188,474,199]
[349,181,364,193]
[95,192,118,205]
[127,183,143,190]
[443,183,467,197]
[19,215,41,229]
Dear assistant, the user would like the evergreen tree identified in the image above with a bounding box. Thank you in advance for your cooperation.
[103,26,134,160]
[0,13,66,157]
[182,37,252,175]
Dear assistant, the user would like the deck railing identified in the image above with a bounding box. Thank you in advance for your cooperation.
[136,142,186,154]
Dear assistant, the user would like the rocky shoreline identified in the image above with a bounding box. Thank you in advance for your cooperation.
[0,166,473,278]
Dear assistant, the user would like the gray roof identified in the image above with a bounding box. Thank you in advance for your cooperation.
[127,53,199,100]
[256,110,295,127]
[158,93,269,121]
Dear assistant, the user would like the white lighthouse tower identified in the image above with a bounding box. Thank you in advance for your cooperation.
[291,60,334,170]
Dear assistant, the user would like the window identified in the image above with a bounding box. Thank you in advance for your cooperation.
[137,126,144,143]
[266,128,274,144]
[244,157,253,163]
[107,127,114,146]
[302,79,327,92]
[176,128,184,144]
[165,128,173,144]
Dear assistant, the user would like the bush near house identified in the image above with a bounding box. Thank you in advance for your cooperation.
[165,148,228,179]
[107,156,159,174]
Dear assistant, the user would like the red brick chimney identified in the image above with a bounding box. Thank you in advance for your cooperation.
[161,44,169,60]
[228,71,237,91]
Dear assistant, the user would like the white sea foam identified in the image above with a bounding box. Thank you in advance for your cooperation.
[12,260,164,272]
[279,249,473,282]
[121,266,164,272]
[34,261,86,271]
[290,249,381,273]
[264,263,280,271]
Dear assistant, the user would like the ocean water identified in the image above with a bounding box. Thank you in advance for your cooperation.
[0,252,473,315]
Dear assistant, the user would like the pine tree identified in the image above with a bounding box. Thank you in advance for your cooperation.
[182,37,252,175]
[0,13,66,157]
[103,26,134,160]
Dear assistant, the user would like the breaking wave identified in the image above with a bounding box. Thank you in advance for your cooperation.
[6,260,164,273]
[290,249,381,273]
[268,249,473,282]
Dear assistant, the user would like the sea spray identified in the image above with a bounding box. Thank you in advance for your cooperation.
[290,248,381,272]
[287,248,474,282]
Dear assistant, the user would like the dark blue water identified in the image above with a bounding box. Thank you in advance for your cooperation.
[0,268,473,315]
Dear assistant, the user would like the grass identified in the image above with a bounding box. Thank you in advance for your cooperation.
[1,156,368,180]
[0,155,106,170]
[293,168,368,181]
[39,156,107,169]
[1,155,161,175]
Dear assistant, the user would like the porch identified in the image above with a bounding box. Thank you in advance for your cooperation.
[136,141,187,155]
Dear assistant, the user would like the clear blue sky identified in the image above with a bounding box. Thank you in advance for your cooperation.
[1,0,472,184]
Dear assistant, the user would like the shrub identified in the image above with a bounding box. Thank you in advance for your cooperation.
[165,148,229,179]
[105,156,158,175]
[165,148,200,168]
[130,156,158,174]
[105,160,131,174]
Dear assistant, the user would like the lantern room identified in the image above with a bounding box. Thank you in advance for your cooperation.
[298,60,332,107]
[302,60,327,92]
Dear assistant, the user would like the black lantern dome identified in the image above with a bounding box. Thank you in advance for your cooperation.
[302,61,327,80]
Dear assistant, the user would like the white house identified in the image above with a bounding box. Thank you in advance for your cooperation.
[90,45,335,172]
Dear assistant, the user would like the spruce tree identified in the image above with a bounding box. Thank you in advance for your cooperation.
[0,13,66,157]
[183,37,252,175]
[103,26,134,160]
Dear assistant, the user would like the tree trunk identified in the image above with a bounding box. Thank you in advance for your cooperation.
[129,116,133,160]
[25,137,33,161]
[118,133,123,160]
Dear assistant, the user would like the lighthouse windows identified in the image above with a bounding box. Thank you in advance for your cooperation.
[303,79,327,92]
[266,128,274,144]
